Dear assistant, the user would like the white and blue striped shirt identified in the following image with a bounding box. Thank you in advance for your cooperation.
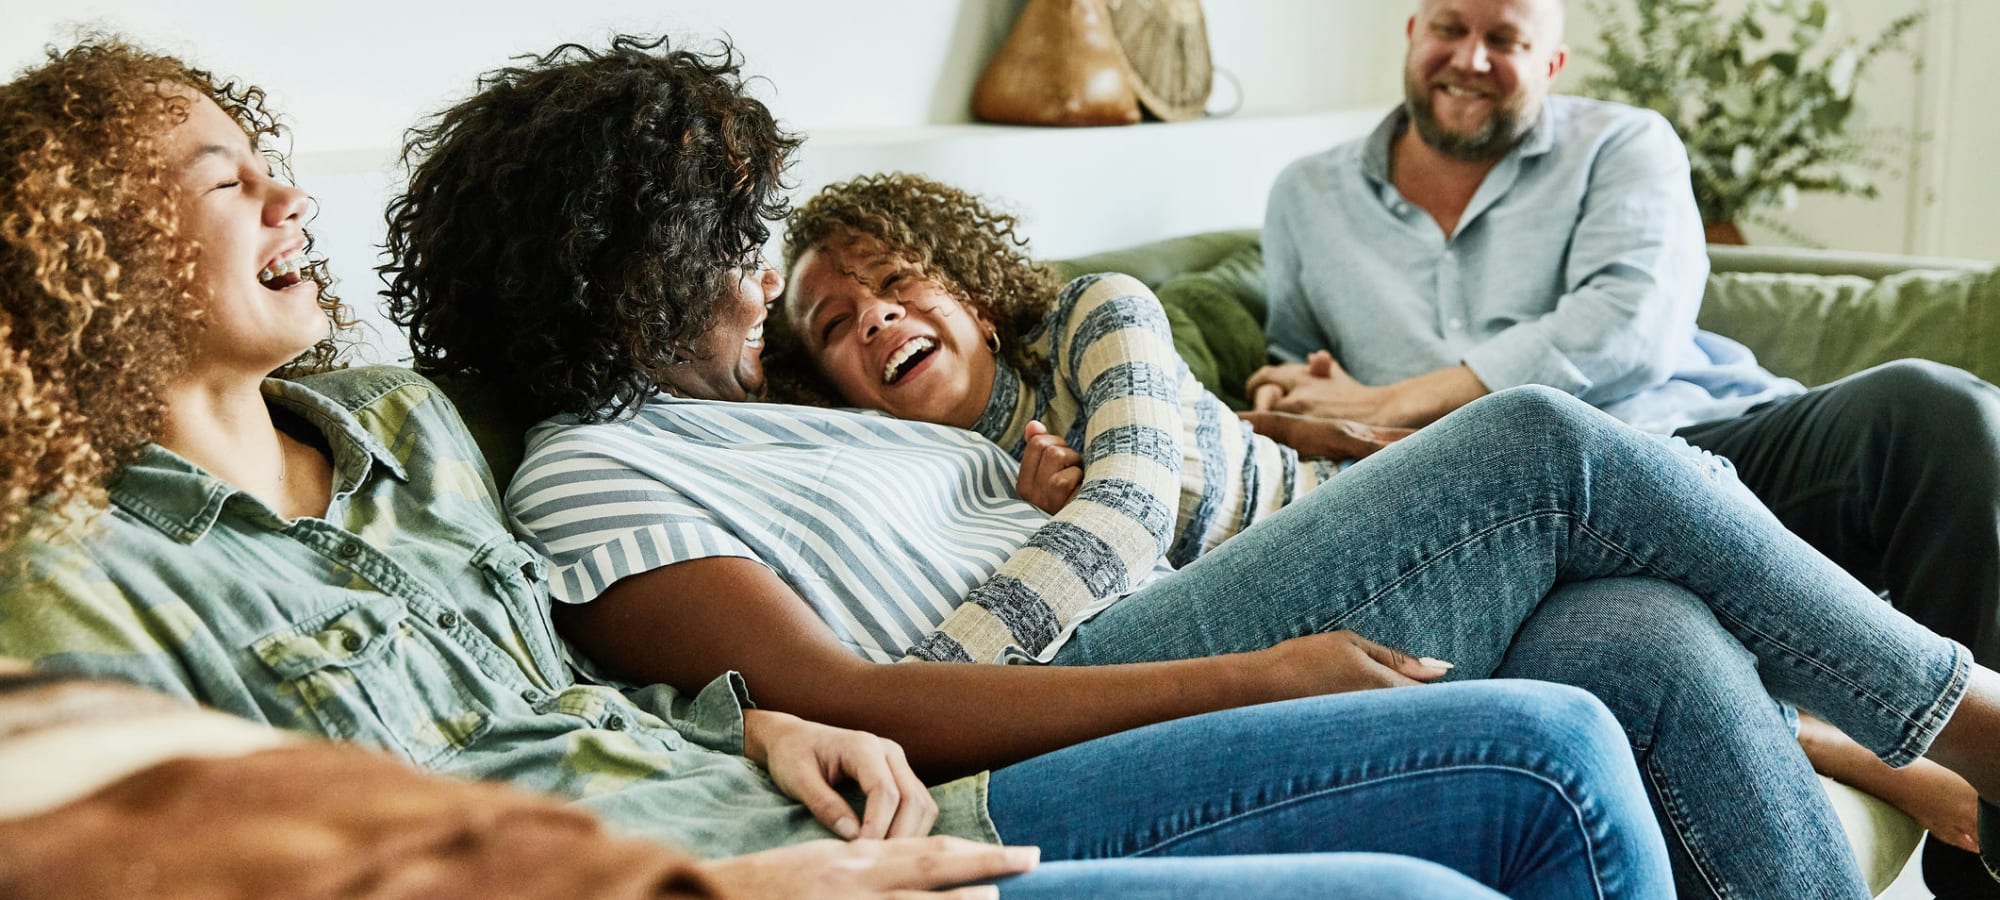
[509,398,1118,663]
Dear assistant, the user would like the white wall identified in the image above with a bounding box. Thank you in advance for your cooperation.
[6,1,1984,359]
[2,0,1407,361]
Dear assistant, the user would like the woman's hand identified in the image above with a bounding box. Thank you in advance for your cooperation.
[697,837,1039,900]
[742,708,937,840]
[1241,631,1454,704]
[1014,420,1082,514]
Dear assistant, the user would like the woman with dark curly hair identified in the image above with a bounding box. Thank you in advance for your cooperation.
[0,33,1684,900]
[384,35,799,422]
[379,30,2000,900]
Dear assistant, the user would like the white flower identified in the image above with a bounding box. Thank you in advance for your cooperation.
[1732,144,1757,178]
[1828,48,1859,100]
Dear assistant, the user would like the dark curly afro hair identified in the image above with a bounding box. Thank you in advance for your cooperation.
[382,34,801,423]
[780,173,1060,394]
[0,35,347,553]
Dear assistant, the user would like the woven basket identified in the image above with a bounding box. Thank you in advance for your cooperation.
[1106,0,1214,122]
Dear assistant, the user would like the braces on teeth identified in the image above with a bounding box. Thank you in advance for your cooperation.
[260,259,303,282]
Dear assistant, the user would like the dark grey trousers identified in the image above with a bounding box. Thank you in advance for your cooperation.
[1676,359,2000,899]
[1676,359,2000,666]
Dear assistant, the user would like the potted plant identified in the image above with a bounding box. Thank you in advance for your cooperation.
[1579,0,1925,243]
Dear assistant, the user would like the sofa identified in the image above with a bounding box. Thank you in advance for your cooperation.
[449,229,1996,895]
[1047,228,2000,896]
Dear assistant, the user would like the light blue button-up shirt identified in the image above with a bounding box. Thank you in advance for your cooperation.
[1264,95,1802,433]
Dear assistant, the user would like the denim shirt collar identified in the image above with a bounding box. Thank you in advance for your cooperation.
[1359,99,1561,186]
[110,378,410,543]
[969,361,1023,442]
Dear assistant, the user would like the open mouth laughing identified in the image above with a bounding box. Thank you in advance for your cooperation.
[882,336,937,385]
[258,253,309,291]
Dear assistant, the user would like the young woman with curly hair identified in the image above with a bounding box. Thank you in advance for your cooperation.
[0,39,347,549]
[781,174,1414,564]
[376,28,2000,900]
[0,33,1689,900]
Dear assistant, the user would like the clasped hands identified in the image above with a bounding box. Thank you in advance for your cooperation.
[1244,351,1415,461]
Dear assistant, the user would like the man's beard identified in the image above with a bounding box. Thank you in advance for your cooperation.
[1404,74,1537,162]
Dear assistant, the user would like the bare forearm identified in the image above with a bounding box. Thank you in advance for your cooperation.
[777,654,1266,780]
[558,560,1278,780]
[1382,365,1489,428]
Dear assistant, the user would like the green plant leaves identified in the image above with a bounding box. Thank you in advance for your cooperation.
[1579,0,1925,229]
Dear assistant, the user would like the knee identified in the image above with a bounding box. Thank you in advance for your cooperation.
[1463,385,1605,446]
[1851,360,1999,429]
[1849,360,2000,482]
[1499,581,1762,726]
[1475,679,1628,761]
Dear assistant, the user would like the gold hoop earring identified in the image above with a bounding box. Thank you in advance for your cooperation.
[985,330,1002,354]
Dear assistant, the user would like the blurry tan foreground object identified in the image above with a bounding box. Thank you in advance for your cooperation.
[973,0,1141,125]
[0,676,722,900]
[1107,0,1213,122]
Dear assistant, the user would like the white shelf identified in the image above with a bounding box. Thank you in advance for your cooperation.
[791,107,1392,259]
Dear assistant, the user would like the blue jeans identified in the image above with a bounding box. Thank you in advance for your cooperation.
[987,681,1671,899]
[1499,579,1869,899]
[997,855,1505,899]
[1050,387,1974,895]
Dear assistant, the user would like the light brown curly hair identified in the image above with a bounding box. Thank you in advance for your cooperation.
[778,173,1061,400]
[0,36,349,551]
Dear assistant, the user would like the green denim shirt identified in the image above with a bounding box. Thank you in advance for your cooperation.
[0,366,995,857]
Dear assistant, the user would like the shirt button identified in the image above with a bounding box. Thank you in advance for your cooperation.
[341,632,363,652]
[520,688,543,704]
[336,542,361,559]
[435,611,459,629]
[604,714,628,732]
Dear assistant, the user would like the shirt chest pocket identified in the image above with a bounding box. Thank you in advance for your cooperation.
[470,536,565,679]
[251,594,494,766]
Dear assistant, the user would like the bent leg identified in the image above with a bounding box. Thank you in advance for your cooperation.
[985,681,1672,900]
[1056,386,1969,768]
[1497,578,1869,900]
[1676,360,2000,667]
[997,854,1506,900]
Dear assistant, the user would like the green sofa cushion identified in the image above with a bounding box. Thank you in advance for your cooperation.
[1699,267,2000,388]
[1153,243,1268,409]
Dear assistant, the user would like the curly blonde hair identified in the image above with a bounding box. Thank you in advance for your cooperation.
[0,36,349,551]
[780,173,1060,390]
